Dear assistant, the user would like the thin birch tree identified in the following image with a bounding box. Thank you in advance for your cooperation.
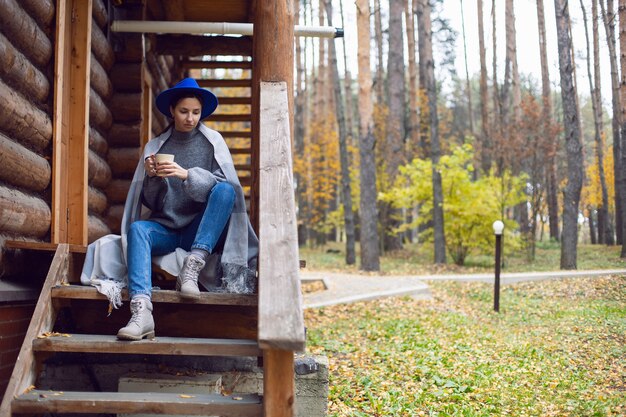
[618,0,626,256]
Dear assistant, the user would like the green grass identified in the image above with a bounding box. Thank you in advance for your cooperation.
[305,276,626,416]
[299,241,626,275]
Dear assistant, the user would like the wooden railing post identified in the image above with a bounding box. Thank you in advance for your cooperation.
[258,81,304,417]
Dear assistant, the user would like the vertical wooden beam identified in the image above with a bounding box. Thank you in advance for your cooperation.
[263,349,295,417]
[251,0,295,232]
[52,0,92,245]
[141,66,153,146]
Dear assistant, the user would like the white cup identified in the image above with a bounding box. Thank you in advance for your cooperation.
[154,153,174,176]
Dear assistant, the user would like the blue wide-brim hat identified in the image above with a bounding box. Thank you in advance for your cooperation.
[156,77,218,120]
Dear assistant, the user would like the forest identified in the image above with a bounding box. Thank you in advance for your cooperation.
[219,0,626,271]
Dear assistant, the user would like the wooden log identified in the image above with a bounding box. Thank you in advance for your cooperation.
[88,150,112,189]
[105,179,131,204]
[0,0,53,67]
[89,127,108,156]
[88,186,107,215]
[157,55,172,86]
[0,32,50,103]
[0,79,52,152]
[109,122,141,147]
[108,147,140,177]
[0,132,50,193]
[105,204,124,234]
[115,33,143,63]
[92,0,108,29]
[155,35,253,57]
[110,93,142,122]
[20,0,55,32]
[89,88,113,132]
[0,185,50,238]
[88,215,110,243]
[146,52,169,93]
[91,20,115,70]
[90,52,113,100]
[111,63,142,92]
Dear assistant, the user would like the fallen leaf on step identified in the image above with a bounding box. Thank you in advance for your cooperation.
[37,332,71,339]
[179,394,195,399]
[232,396,243,401]
[23,385,36,394]
[61,281,70,286]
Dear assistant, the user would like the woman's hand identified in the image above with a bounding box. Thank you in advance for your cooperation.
[155,160,188,180]
[144,155,157,177]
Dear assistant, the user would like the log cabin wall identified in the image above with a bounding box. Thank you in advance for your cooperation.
[104,3,178,234]
[0,0,117,395]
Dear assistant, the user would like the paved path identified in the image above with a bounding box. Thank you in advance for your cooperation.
[301,269,626,309]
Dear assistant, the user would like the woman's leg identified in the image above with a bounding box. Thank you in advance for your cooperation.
[177,182,235,297]
[181,182,236,253]
[126,220,179,298]
[120,220,179,340]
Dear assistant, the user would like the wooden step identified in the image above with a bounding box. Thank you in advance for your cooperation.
[181,60,252,70]
[221,131,252,138]
[33,334,262,357]
[209,114,252,122]
[51,285,258,306]
[217,96,252,105]
[197,79,252,88]
[13,390,262,416]
[229,147,252,155]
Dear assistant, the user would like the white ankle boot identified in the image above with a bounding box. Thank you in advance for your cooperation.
[117,297,155,340]
[177,254,205,298]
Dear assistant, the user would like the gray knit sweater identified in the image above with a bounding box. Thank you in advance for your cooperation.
[142,127,225,229]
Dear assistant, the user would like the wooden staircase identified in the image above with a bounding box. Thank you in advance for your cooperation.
[0,244,263,416]
[0,82,304,416]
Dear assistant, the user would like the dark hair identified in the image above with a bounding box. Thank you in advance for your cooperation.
[170,92,203,109]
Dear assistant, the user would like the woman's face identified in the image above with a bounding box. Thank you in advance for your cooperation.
[170,97,202,132]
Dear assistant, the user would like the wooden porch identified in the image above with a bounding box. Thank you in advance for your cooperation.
[0,0,310,416]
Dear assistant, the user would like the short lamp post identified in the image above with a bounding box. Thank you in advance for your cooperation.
[492,220,504,312]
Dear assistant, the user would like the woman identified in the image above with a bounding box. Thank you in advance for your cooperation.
[81,78,258,341]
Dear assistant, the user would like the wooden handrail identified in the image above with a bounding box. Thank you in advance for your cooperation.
[257,82,305,352]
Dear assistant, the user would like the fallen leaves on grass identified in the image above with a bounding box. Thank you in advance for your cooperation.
[305,275,625,416]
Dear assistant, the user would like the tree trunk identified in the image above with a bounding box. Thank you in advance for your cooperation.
[600,0,623,244]
[460,0,474,136]
[417,0,446,264]
[294,1,308,247]
[491,0,504,173]
[356,0,381,271]
[374,0,385,105]
[588,207,598,244]
[405,0,420,153]
[383,0,406,251]
[554,0,584,269]
[537,0,560,241]
[618,0,626,256]
[477,0,491,172]
[582,0,614,244]
[325,0,356,265]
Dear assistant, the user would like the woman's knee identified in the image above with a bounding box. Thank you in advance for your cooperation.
[212,182,236,204]
[128,220,151,240]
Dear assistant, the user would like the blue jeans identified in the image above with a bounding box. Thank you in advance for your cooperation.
[126,182,235,298]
